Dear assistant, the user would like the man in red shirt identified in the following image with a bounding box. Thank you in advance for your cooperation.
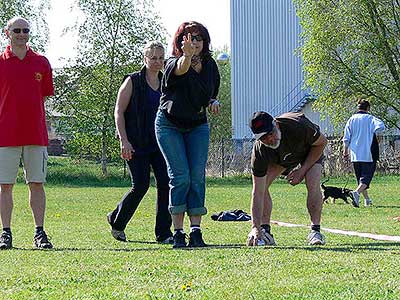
[0,17,54,250]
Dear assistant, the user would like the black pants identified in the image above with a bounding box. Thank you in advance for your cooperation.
[109,150,172,241]
[353,161,376,188]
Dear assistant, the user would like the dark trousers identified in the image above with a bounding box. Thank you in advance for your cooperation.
[109,150,172,241]
[353,161,376,188]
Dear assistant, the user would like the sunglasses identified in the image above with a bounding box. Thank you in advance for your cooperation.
[191,35,203,42]
[12,28,30,34]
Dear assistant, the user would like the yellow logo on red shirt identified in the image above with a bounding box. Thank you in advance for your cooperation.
[35,72,43,81]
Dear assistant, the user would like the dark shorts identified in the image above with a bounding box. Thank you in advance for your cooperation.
[282,154,325,176]
[353,162,376,188]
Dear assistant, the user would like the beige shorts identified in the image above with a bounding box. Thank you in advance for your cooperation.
[0,146,48,184]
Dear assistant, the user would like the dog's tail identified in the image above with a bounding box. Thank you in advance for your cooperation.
[321,178,330,186]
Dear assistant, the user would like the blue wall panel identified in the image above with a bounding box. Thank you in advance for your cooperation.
[231,0,306,139]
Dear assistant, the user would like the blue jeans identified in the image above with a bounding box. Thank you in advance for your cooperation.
[155,110,209,216]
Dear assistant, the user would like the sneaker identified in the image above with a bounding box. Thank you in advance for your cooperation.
[307,230,326,245]
[0,231,12,250]
[111,229,127,242]
[350,191,360,208]
[173,231,187,248]
[260,228,277,246]
[188,230,207,247]
[107,212,126,242]
[33,231,53,249]
[364,199,373,207]
[158,236,174,244]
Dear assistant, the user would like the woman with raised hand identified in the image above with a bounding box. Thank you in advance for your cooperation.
[155,21,221,248]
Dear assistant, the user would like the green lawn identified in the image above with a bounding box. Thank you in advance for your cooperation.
[0,158,399,299]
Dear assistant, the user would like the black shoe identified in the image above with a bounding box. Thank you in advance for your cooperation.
[157,236,174,244]
[0,231,12,250]
[107,212,126,242]
[173,231,187,248]
[33,231,53,249]
[188,230,207,247]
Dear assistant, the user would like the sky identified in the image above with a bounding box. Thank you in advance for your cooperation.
[46,0,230,68]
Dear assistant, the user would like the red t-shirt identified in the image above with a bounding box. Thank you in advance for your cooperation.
[0,45,54,147]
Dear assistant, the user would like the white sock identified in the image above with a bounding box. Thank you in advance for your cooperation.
[190,226,201,233]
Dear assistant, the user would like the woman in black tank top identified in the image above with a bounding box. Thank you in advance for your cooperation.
[107,42,173,244]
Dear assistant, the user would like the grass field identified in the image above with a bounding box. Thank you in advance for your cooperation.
[0,157,399,299]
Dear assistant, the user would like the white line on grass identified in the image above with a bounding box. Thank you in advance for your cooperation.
[271,220,400,242]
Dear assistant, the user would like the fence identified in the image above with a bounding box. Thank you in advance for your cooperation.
[206,135,400,177]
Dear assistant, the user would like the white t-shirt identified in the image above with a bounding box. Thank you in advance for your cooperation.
[343,112,385,162]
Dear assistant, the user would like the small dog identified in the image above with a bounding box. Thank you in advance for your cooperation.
[321,179,354,204]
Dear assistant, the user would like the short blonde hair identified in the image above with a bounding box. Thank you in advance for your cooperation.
[143,41,164,56]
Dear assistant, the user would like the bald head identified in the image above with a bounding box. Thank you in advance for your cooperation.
[5,16,30,48]
[6,16,30,31]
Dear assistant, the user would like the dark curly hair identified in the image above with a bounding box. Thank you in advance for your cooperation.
[171,21,212,58]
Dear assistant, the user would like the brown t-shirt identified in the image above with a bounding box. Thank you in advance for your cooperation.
[251,112,322,177]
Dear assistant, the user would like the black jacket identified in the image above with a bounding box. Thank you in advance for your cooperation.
[159,56,220,129]
[124,66,162,149]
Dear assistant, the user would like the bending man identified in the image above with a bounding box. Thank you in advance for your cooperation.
[247,111,327,246]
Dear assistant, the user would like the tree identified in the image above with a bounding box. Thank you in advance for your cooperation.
[52,0,166,176]
[294,0,400,130]
[0,0,50,52]
[209,47,232,142]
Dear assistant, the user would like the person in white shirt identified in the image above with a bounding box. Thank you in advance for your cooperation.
[343,99,385,207]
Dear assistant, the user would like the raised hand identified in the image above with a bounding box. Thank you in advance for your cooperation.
[181,33,196,58]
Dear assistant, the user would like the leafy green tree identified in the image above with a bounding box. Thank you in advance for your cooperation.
[294,0,400,129]
[52,0,166,175]
[0,0,50,52]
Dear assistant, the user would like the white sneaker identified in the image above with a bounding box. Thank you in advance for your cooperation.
[307,230,326,245]
[364,198,373,207]
[350,191,360,208]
